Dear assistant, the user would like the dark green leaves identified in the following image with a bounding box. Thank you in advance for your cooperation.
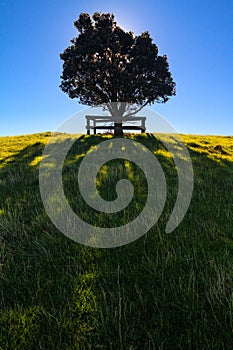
[60,12,176,109]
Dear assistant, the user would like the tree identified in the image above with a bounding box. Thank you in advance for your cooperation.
[60,12,176,136]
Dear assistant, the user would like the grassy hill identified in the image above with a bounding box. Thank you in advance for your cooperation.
[0,132,233,349]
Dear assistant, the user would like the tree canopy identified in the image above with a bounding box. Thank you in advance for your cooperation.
[60,12,176,134]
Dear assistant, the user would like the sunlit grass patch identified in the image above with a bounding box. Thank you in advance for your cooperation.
[29,156,42,167]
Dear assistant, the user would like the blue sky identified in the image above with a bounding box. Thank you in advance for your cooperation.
[0,0,232,136]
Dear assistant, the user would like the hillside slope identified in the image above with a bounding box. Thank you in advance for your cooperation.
[0,132,233,349]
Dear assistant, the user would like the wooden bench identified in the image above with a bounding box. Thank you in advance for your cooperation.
[85,115,146,135]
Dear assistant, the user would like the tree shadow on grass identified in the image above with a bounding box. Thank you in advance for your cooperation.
[0,134,233,349]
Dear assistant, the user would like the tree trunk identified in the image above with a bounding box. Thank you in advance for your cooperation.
[114,122,123,136]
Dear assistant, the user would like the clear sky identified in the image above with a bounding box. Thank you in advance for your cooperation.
[0,0,233,136]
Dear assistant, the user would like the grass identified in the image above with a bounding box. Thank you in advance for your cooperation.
[0,132,233,349]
